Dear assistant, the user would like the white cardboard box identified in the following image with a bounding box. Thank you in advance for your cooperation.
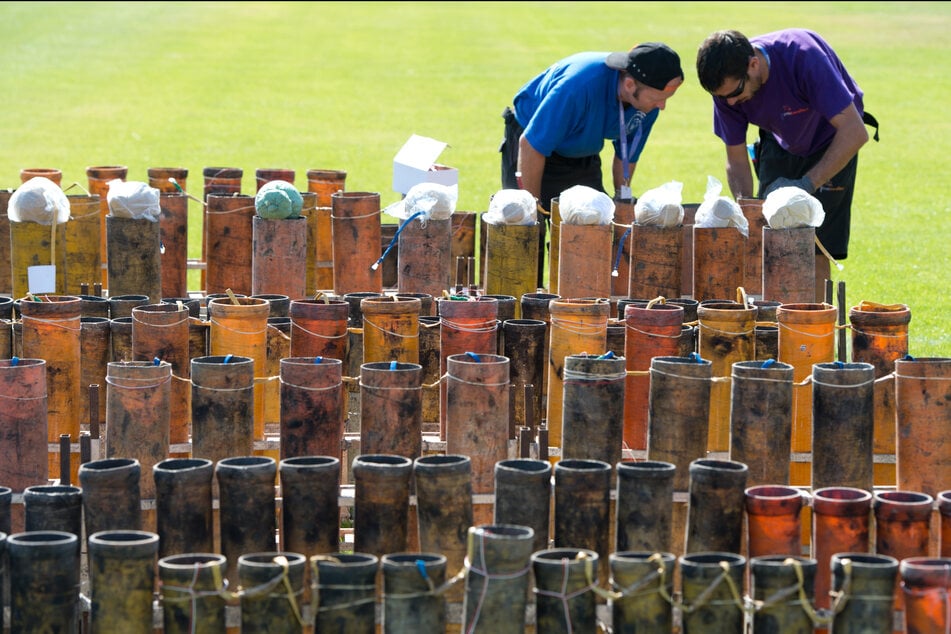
[392,134,459,195]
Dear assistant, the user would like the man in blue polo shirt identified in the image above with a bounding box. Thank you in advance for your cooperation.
[500,42,684,286]
[696,29,878,301]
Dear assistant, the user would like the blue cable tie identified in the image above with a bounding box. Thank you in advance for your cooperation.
[153,357,161,366]
[903,354,915,361]
[611,226,633,277]
[415,559,429,581]
[834,361,845,368]
[314,356,323,364]
[689,352,702,363]
[372,211,424,270]
[761,358,775,368]
[223,354,233,364]
[390,360,398,370]
[597,351,616,359]
[11,356,19,366]
[465,352,482,362]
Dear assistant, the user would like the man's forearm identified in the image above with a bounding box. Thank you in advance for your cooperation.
[725,143,754,198]
[803,104,868,190]
[517,136,546,202]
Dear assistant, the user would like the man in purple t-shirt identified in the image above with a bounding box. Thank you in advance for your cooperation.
[696,29,878,301]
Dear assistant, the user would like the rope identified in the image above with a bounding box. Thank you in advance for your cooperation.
[68,207,100,220]
[563,368,627,382]
[809,376,876,389]
[697,322,755,337]
[848,325,908,339]
[464,529,533,634]
[730,371,793,384]
[745,558,828,626]
[550,316,609,336]
[679,560,745,616]
[625,370,650,377]
[289,320,349,340]
[131,313,190,328]
[533,553,599,633]
[815,235,844,271]
[267,323,291,342]
[308,555,375,618]
[894,372,951,381]
[647,368,715,382]
[104,374,172,389]
[330,209,381,221]
[362,316,421,340]
[445,372,509,388]
[610,553,672,604]
[62,182,90,196]
[204,203,255,215]
[623,323,683,339]
[440,317,499,334]
[161,557,308,629]
[191,383,254,393]
[0,392,47,401]
[777,322,836,338]
[208,316,267,336]
[49,216,57,271]
[234,555,306,627]
[278,378,343,392]
[160,561,238,634]
[358,381,422,391]
[19,314,82,332]
[382,561,466,601]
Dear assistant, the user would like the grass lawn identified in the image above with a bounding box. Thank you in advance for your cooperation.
[1,1,947,355]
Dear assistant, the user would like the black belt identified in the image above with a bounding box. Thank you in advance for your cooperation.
[863,111,880,142]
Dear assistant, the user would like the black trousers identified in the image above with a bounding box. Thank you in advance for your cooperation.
[499,107,604,211]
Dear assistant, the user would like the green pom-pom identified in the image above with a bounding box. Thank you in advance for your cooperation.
[254,180,304,218]
[255,186,293,219]
[273,180,303,217]
[255,180,304,219]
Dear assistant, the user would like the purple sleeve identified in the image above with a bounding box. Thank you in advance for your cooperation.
[712,99,750,146]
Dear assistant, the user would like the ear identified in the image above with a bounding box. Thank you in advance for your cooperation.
[748,54,760,75]
[621,74,636,97]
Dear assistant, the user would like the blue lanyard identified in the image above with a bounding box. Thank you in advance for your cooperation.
[618,100,644,185]
[618,99,630,184]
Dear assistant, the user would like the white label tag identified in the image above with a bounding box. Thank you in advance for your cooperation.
[619,185,632,200]
[27,265,56,294]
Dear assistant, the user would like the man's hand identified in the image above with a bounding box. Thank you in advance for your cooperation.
[764,175,815,196]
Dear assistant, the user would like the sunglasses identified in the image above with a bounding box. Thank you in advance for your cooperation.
[719,75,747,100]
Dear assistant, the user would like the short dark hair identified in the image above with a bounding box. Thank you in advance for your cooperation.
[696,30,755,93]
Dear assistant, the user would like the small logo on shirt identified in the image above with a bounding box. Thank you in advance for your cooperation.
[626,110,646,133]
[781,106,810,119]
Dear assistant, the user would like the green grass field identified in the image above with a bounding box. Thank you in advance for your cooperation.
[1,1,947,355]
